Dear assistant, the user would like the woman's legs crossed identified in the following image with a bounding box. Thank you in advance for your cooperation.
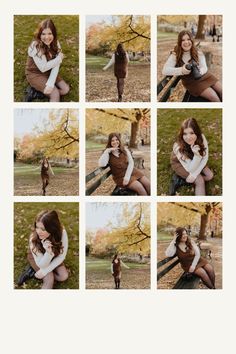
[128,180,148,195]
[194,174,206,195]
[211,81,222,101]
[139,176,150,195]
[202,166,214,182]
[200,87,221,102]
[53,265,68,282]
[56,80,70,96]
[194,267,214,289]
[203,263,215,288]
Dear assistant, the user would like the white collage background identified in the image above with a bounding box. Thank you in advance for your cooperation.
[0,1,235,353]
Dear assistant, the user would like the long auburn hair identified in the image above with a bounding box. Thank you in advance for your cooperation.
[33,19,60,59]
[106,132,127,155]
[31,210,63,257]
[112,254,120,263]
[175,227,193,252]
[115,43,127,63]
[173,30,199,66]
[177,118,206,159]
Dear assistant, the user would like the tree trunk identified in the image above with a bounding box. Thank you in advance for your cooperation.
[195,15,206,39]
[129,111,142,148]
[199,204,212,240]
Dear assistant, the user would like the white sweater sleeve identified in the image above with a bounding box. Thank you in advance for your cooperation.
[190,240,201,269]
[165,239,177,257]
[45,65,60,87]
[28,42,62,73]
[29,239,54,269]
[39,229,68,277]
[162,53,183,76]
[124,148,134,182]
[198,52,208,76]
[98,149,110,167]
[103,53,115,70]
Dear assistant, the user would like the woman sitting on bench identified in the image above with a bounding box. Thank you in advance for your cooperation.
[162,30,222,102]
[166,227,215,289]
[98,132,150,195]
[170,117,213,195]
[25,18,70,102]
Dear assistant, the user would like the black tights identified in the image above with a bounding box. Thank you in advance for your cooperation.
[42,178,49,196]
[116,78,125,101]
[114,276,120,289]
[194,264,215,289]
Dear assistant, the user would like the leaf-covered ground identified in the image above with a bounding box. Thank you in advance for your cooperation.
[86,145,151,196]
[157,109,222,195]
[14,202,79,290]
[157,237,222,290]
[157,34,222,101]
[86,257,150,289]
[86,55,150,102]
[14,163,79,196]
[14,15,79,102]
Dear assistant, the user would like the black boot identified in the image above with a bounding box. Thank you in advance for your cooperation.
[118,94,122,102]
[117,279,120,289]
[24,86,46,102]
[169,174,188,195]
[17,265,35,286]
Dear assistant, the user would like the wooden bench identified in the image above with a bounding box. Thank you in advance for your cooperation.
[157,240,212,289]
[157,51,212,102]
[86,154,145,196]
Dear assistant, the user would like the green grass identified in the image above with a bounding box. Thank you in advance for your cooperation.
[14,162,77,176]
[86,54,149,71]
[157,109,222,195]
[86,140,104,151]
[157,231,171,241]
[14,15,79,102]
[14,202,79,289]
[157,31,178,40]
[86,257,148,270]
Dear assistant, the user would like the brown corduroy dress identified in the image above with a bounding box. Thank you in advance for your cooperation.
[114,52,128,78]
[25,56,62,93]
[109,151,144,187]
[176,246,208,272]
[112,259,121,280]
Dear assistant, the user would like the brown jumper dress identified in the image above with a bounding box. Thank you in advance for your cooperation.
[112,259,121,280]
[109,151,144,187]
[25,56,62,93]
[170,152,209,180]
[176,246,208,272]
[114,52,128,78]
[179,59,218,97]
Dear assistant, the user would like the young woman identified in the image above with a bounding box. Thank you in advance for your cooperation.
[103,43,129,101]
[111,254,129,289]
[18,210,68,289]
[41,157,55,196]
[98,133,150,195]
[25,18,70,102]
[162,30,222,102]
[165,227,215,289]
[170,118,213,195]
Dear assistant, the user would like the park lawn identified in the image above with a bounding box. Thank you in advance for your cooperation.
[157,32,178,41]
[157,109,222,196]
[14,15,79,102]
[86,257,150,289]
[14,162,79,196]
[14,202,79,289]
[86,140,104,151]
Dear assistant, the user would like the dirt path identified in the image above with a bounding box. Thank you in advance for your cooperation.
[86,146,150,196]
[86,267,150,289]
[157,238,222,289]
[86,64,150,102]
[14,169,79,196]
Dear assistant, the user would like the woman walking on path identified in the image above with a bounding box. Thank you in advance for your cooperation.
[41,157,55,196]
[98,133,150,195]
[17,210,69,289]
[25,18,70,102]
[103,43,129,102]
[170,118,213,195]
[162,30,222,101]
[165,227,215,289]
[111,254,129,289]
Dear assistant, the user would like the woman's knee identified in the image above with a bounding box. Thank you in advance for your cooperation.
[60,83,70,96]
[195,174,205,186]
[43,272,54,284]
[55,267,69,282]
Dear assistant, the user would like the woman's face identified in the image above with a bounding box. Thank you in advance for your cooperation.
[180,230,188,242]
[36,221,50,240]
[181,34,192,52]
[40,27,54,46]
[111,136,120,148]
[183,127,197,146]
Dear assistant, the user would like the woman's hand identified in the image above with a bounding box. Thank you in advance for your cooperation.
[107,147,119,153]
[123,176,130,186]
[44,85,54,95]
[42,240,54,255]
[182,64,191,75]
[189,265,196,273]
[186,174,195,183]
[58,52,64,61]
[191,144,200,155]
[35,270,45,279]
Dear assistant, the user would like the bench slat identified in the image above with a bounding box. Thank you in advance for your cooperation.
[86,166,108,183]
[86,170,112,195]
[173,273,200,289]
[157,258,180,281]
